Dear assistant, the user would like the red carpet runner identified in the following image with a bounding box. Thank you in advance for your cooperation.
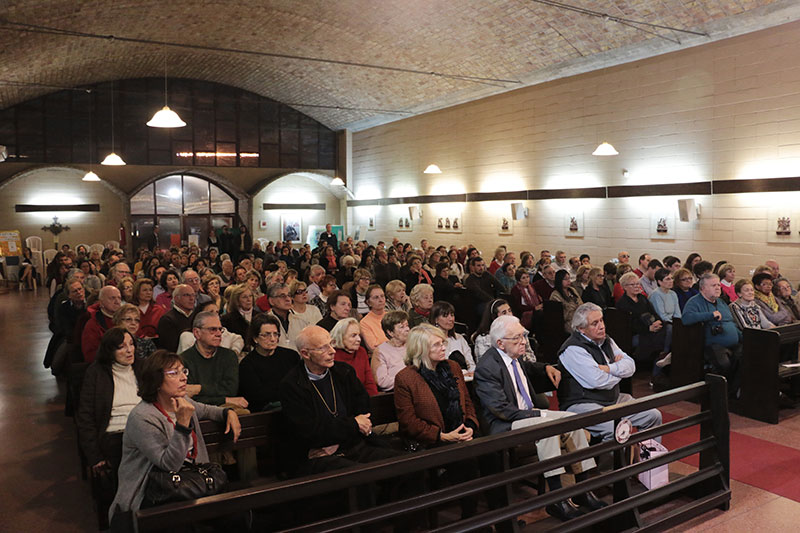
[660,411,800,503]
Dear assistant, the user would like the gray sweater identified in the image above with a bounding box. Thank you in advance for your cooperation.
[109,398,226,526]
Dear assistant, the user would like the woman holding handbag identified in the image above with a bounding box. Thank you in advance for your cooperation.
[109,350,240,530]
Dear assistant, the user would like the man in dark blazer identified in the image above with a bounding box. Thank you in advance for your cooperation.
[474,315,605,521]
[156,284,196,352]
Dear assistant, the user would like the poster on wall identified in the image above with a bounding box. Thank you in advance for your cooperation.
[766,209,800,243]
[0,230,22,257]
[281,216,302,243]
[306,225,344,247]
[650,212,675,240]
[397,216,413,232]
[434,212,462,234]
[564,212,584,238]
[368,217,376,231]
[498,216,513,236]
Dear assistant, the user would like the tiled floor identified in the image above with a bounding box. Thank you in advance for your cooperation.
[3,288,800,532]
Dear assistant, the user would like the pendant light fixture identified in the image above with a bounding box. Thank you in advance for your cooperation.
[592,142,618,156]
[83,92,101,181]
[101,81,126,165]
[423,163,442,174]
[330,176,345,186]
[147,45,186,128]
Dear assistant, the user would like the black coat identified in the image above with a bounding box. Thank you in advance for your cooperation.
[279,361,370,474]
[221,311,252,346]
[157,308,194,352]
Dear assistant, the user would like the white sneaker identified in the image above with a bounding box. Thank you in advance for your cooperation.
[655,352,672,368]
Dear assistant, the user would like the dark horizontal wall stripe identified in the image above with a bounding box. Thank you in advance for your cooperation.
[466,191,527,202]
[15,204,100,212]
[262,203,326,210]
[528,187,606,199]
[712,177,800,194]
[607,182,711,198]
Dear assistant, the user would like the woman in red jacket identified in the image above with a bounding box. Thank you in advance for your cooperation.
[131,278,165,339]
[331,318,378,395]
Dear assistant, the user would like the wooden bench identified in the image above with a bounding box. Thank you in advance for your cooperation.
[136,376,733,533]
[734,323,800,424]
[670,318,706,389]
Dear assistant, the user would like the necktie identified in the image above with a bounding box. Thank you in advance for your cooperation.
[511,359,534,410]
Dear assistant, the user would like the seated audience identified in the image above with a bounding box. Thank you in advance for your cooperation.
[648,268,681,355]
[317,290,353,332]
[408,283,435,327]
[309,274,338,316]
[571,265,591,294]
[465,256,501,317]
[266,282,309,351]
[385,279,411,313]
[582,267,611,309]
[46,276,87,374]
[685,253,703,280]
[306,265,326,300]
[239,314,300,411]
[177,301,244,357]
[730,279,774,330]
[432,262,461,304]
[752,272,794,326]
[430,301,475,374]
[183,269,212,308]
[682,274,742,397]
[220,284,255,345]
[113,304,156,359]
[509,268,542,330]
[495,262,517,293]
[404,255,432,294]
[372,311,411,392]
[692,261,714,292]
[279,326,404,476]
[488,246,505,275]
[109,350,240,529]
[82,286,123,363]
[359,285,388,352]
[672,267,698,311]
[612,263,634,303]
[290,280,323,326]
[550,270,583,333]
[156,284,196,352]
[202,274,223,310]
[475,315,606,521]
[639,259,662,297]
[154,269,180,308]
[533,264,557,301]
[130,278,165,339]
[331,318,378,395]
[349,268,373,317]
[774,278,800,322]
[615,272,666,369]
[558,303,662,440]
[78,327,141,517]
[118,277,134,304]
[472,299,535,362]
[718,263,738,303]
[633,253,651,278]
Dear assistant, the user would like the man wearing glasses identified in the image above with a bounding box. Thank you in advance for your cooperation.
[266,282,309,351]
[475,315,605,521]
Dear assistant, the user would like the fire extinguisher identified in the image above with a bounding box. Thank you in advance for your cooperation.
[119,223,127,247]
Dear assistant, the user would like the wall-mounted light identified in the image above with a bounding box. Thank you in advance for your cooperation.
[592,142,618,156]
[423,164,442,174]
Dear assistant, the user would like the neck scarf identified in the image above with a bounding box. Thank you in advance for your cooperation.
[418,361,463,432]
[754,290,778,313]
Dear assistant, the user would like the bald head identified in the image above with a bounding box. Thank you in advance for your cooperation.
[766,260,780,276]
[99,286,122,314]
[172,284,196,312]
[295,325,329,352]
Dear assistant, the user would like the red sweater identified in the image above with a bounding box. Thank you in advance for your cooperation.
[334,347,378,396]
[81,304,113,363]
[137,302,166,338]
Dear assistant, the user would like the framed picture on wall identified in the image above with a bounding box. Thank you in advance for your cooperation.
[397,216,413,232]
[368,217,376,230]
[498,216,513,235]
[564,212,584,238]
[435,211,462,233]
[280,215,302,243]
[650,212,675,240]
[766,208,799,243]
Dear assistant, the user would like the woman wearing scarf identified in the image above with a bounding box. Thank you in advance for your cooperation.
[404,255,432,294]
[394,324,483,520]
[407,283,434,327]
[752,272,794,326]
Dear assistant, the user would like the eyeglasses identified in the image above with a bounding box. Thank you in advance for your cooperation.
[502,334,527,344]
[293,289,307,295]
[164,368,189,378]
[430,340,446,351]
[273,293,291,299]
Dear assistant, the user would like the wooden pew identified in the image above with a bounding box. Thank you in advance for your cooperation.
[670,318,706,389]
[735,323,800,424]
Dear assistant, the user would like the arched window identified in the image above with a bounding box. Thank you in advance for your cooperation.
[130,174,237,251]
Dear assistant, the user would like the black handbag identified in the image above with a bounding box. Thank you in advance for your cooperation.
[143,461,227,507]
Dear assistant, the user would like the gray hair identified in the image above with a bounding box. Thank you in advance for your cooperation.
[193,310,218,329]
[330,317,360,349]
[489,315,521,347]
[409,283,434,306]
[571,302,603,331]
[698,273,719,290]
[267,282,288,298]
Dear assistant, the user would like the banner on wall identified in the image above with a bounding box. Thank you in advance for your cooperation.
[0,230,22,257]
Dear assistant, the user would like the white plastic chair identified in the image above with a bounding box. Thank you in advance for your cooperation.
[90,243,104,257]
[105,240,120,250]
[43,248,58,269]
[24,236,44,284]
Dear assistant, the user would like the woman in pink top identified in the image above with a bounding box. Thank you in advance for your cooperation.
[359,285,388,353]
[718,263,738,302]
[371,311,410,392]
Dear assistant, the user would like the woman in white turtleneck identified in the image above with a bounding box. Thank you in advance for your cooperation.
[76,327,141,488]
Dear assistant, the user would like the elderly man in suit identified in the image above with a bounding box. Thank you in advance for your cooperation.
[474,314,605,521]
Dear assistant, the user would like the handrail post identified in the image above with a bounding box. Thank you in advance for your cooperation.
[700,374,730,510]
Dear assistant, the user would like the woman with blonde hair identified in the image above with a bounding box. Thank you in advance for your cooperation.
[290,279,323,325]
[331,317,378,395]
[113,304,157,359]
[385,279,411,313]
[221,284,256,344]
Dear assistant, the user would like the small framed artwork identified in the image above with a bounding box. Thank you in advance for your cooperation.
[767,209,799,243]
[650,212,675,240]
[498,216,513,235]
[280,215,302,242]
[435,211,462,233]
[397,216,413,232]
[564,212,584,238]
[259,220,267,230]
[368,217,376,231]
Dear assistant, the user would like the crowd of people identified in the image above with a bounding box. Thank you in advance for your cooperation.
[44,223,799,529]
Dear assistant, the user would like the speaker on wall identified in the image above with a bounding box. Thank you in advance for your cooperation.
[678,199,697,222]
[511,202,528,220]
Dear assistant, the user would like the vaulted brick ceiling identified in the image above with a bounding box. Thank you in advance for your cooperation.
[0,0,797,131]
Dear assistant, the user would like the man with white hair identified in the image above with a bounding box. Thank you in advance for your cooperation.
[306,264,326,300]
[475,315,605,521]
[182,269,212,308]
[81,285,122,362]
[558,302,662,440]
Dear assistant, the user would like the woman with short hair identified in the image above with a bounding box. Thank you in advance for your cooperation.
[718,263,738,303]
[371,311,410,392]
[202,274,223,310]
[130,278,165,339]
[430,301,475,374]
[154,269,181,308]
[331,318,378,395]
[349,268,373,317]
[385,279,411,313]
[616,272,666,368]
[290,280,323,325]
[109,350,240,528]
[408,283,435,327]
[752,273,794,326]
[113,304,157,359]
[309,274,337,316]
[730,279,774,330]
[672,267,698,311]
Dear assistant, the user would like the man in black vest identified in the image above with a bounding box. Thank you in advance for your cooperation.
[474,315,606,521]
[558,302,662,442]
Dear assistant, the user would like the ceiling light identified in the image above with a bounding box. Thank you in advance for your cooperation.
[148,45,186,128]
[101,152,126,166]
[147,106,186,128]
[423,164,442,174]
[592,142,618,156]
[82,170,101,181]
[330,177,345,186]
[102,82,126,166]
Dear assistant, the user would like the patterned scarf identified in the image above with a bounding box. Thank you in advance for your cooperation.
[419,361,463,432]
[754,290,778,313]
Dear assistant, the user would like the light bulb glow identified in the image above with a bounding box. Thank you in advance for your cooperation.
[101,152,126,166]
[147,106,187,128]
[82,170,101,181]
[592,142,619,156]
